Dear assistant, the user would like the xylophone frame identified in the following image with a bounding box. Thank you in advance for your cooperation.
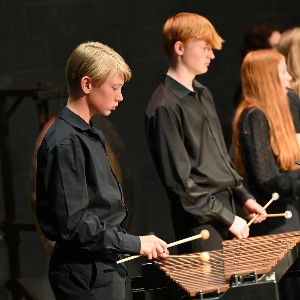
[131,262,281,300]
[131,231,300,300]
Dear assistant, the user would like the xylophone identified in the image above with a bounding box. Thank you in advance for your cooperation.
[131,230,300,300]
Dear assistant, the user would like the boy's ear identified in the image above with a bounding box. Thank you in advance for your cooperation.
[174,41,184,55]
[81,76,92,94]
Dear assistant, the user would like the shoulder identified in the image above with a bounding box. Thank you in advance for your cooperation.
[241,107,268,131]
[149,83,171,104]
[43,118,78,150]
[243,107,266,120]
[146,83,180,117]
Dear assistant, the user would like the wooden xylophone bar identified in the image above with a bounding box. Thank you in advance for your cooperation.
[222,230,300,280]
[156,250,228,297]
[134,230,300,299]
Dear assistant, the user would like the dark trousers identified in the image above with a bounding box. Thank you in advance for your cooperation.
[49,247,127,300]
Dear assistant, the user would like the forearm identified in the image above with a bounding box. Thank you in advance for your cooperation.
[179,190,235,227]
[59,210,141,254]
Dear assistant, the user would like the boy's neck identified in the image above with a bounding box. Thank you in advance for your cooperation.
[167,67,195,91]
[66,97,91,124]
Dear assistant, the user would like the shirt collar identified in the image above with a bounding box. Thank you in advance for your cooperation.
[164,75,205,99]
[58,106,92,131]
[58,106,106,144]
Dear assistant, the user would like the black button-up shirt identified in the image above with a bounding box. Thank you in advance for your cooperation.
[36,106,140,255]
[145,75,253,227]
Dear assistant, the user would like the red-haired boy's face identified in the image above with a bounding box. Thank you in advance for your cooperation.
[181,39,215,76]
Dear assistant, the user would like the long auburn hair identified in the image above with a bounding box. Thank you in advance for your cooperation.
[232,49,300,171]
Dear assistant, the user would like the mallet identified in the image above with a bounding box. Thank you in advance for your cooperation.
[116,229,210,264]
[261,210,292,219]
[247,192,279,226]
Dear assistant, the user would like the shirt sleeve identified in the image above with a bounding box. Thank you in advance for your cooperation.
[239,108,300,202]
[146,106,235,227]
[36,137,141,255]
[232,183,255,205]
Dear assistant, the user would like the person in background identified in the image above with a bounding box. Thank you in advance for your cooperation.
[232,49,300,300]
[36,41,168,300]
[276,27,300,98]
[145,12,266,254]
[240,23,281,59]
[276,27,300,144]
[234,23,282,108]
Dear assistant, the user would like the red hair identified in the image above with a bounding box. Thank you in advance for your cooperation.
[232,49,300,171]
[162,12,224,58]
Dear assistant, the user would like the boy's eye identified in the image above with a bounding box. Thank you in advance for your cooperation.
[113,85,123,91]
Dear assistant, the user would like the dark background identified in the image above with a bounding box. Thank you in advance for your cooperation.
[0,1,300,299]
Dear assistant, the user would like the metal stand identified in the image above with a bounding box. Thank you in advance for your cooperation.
[0,87,64,300]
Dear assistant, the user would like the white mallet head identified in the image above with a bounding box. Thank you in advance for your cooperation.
[200,229,210,240]
[285,211,292,219]
[199,252,210,263]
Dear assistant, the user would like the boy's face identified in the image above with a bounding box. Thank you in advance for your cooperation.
[88,73,124,116]
[181,39,215,76]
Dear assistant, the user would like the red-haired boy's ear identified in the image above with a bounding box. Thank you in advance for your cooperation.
[174,41,185,56]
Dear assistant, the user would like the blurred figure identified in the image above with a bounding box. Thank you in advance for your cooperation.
[276,27,300,98]
[234,24,282,108]
[277,28,300,144]
[241,23,281,58]
[232,49,300,300]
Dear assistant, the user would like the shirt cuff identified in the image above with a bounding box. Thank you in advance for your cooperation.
[232,183,255,205]
[219,206,235,228]
[121,233,141,254]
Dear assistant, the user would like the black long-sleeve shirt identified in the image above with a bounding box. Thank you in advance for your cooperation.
[145,75,253,228]
[238,107,300,235]
[239,108,300,200]
[36,106,140,255]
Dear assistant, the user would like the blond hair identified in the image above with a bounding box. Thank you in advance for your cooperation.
[66,41,131,97]
[232,49,300,171]
[162,12,224,58]
[276,27,300,98]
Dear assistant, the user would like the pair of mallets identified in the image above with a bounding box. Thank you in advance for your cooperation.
[117,229,210,264]
[118,192,290,264]
[247,192,291,226]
